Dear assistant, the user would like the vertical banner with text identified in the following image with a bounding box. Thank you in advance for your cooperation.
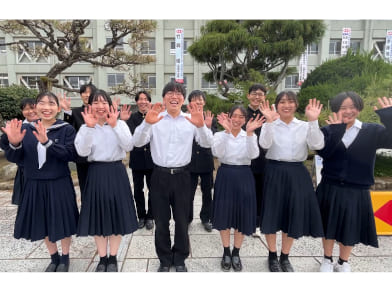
[298,44,309,86]
[385,30,392,63]
[341,27,352,56]
[175,28,184,83]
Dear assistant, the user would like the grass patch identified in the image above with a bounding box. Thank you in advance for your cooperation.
[374,155,392,177]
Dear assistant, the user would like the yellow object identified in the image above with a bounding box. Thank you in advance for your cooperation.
[370,191,392,235]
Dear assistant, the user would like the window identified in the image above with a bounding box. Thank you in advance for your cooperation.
[63,76,92,89]
[141,39,156,55]
[285,74,299,89]
[17,41,49,63]
[106,37,124,51]
[170,76,187,86]
[141,75,156,89]
[373,41,385,58]
[20,76,43,89]
[170,40,188,55]
[329,39,341,55]
[201,78,217,89]
[0,74,9,87]
[308,42,318,54]
[0,38,5,53]
[107,73,125,87]
[350,40,361,53]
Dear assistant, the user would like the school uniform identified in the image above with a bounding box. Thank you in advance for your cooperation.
[188,117,217,224]
[75,120,138,237]
[133,111,213,267]
[317,108,392,247]
[126,111,154,222]
[259,118,324,239]
[64,105,89,199]
[3,120,79,242]
[211,130,259,236]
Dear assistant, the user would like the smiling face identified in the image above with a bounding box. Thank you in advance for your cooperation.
[80,86,92,105]
[229,108,246,132]
[247,90,266,109]
[163,90,184,116]
[276,95,297,122]
[337,97,360,128]
[91,96,110,120]
[22,104,39,122]
[137,93,151,114]
[36,95,60,123]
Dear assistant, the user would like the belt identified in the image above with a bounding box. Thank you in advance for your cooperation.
[154,165,188,175]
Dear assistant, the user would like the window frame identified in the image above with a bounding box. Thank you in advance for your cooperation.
[107,73,125,88]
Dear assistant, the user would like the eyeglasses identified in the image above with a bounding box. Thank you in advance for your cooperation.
[230,114,246,119]
[250,92,265,97]
[166,91,183,97]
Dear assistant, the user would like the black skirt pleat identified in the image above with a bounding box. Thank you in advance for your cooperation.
[77,161,138,237]
[260,160,324,239]
[316,180,378,247]
[212,164,256,236]
[11,166,24,205]
[14,176,79,242]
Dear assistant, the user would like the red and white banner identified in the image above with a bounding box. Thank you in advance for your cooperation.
[341,27,352,56]
[298,45,309,85]
[175,28,184,83]
[385,30,392,63]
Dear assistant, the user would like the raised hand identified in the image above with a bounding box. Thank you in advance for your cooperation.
[120,104,132,121]
[32,120,48,144]
[145,103,164,124]
[246,114,266,134]
[305,98,323,121]
[81,105,98,128]
[112,97,121,109]
[374,97,392,110]
[260,100,280,122]
[106,105,120,128]
[217,112,232,134]
[204,110,214,129]
[1,119,26,146]
[325,112,343,125]
[59,94,71,111]
[185,102,205,128]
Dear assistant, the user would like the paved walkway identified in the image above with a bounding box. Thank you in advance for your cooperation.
[0,168,391,272]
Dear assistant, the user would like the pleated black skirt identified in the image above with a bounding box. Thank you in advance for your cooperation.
[11,166,24,205]
[77,161,138,237]
[14,176,79,242]
[316,179,378,247]
[211,164,256,236]
[260,160,324,239]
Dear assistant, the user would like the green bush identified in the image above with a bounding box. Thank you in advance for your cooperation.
[374,155,392,177]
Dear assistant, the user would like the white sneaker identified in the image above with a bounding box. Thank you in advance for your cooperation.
[319,258,334,272]
[334,262,351,272]
[252,229,261,238]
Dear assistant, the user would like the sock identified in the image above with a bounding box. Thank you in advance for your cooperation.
[223,246,231,257]
[232,247,240,257]
[338,257,348,265]
[108,255,117,264]
[99,255,108,265]
[280,252,289,261]
[50,252,60,265]
[60,253,69,265]
[324,255,333,262]
[268,251,277,260]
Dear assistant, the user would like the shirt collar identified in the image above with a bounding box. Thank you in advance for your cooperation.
[275,117,299,125]
[349,119,362,130]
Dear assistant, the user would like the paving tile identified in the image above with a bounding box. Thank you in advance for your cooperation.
[126,235,157,259]
[0,206,17,220]
[0,219,14,236]
[314,256,392,272]
[0,237,42,259]
[352,236,392,257]
[121,258,148,272]
[87,261,124,272]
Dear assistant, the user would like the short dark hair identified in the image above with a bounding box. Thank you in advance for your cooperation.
[135,90,151,102]
[162,81,186,98]
[80,83,97,95]
[274,91,298,108]
[248,83,267,95]
[36,92,59,106]
[20,98,36,110]
[330,91,364,112]
[88,89,112,106]
[228,105,247,118]
[188,90,206,103]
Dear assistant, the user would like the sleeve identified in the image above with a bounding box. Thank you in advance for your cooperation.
[46,125,77,162]
[194,124,213,148]
[375,108,392,148]
[259,122,274,149]
[63,110,73,124]
[306,120,325,150]
[112,120,134,152]
[74,125,95,157]
[211,117,218,134]
[247,134,260,159]
[316,124,346,159]
[126,116,137,134]
[133,120,153,147]
[212,131,228,158]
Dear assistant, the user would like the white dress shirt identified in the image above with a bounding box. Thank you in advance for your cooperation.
[133,111,213,167]
[212,130,259,165]
[75,120,133,162]
[259,118,324,162]
[342,119,362,148]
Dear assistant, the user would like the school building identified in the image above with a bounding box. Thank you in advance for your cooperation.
[1,19,392,105]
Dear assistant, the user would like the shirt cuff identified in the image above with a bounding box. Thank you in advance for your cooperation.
[9,142,22,150]
[64,109,72,115]
[41,139,53,149]
[308,120,320,128]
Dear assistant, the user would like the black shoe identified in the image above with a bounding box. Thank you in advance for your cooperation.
[55,263,69,272]
[95,262,107,272]
[231,255,243,272]
[157,264,170,272]
[279,258,294,272]
[202,221,212,232]
[45,262,58,272]
[221,255,231,272]
[138,218,146,229]
[268,257,282,272]
[175,265,187,272]
[145,219,154,230]
[107,263,118,272]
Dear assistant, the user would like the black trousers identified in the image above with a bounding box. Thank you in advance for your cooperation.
[150,168,191,266]
[253,172,265,225]
[132,169,153,220]
[76,162,89,202]
[189,172,213,223]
